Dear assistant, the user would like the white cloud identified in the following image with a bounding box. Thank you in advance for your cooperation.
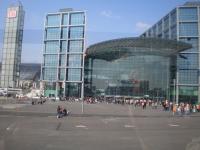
[135,21,151,32]
[100,10,120,19]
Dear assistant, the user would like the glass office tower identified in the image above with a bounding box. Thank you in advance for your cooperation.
[141,1,200,103]
[41,8,86,98]
[0,3,25,88]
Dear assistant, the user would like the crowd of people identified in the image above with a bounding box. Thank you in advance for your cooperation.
[54,96,200,117]
[161,100,200,115]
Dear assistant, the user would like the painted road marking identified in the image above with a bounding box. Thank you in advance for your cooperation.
[6,127,10,131]
[6,123,16,131]
[124,125,135,128]
[16,116,25,118]
[0,115,11,117]
[75,125,88,129]
[169,124,180,127]
[48,116,55,118]
[76,125,87,128]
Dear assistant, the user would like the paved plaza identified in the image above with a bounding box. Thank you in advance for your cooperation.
[0,101,200,150]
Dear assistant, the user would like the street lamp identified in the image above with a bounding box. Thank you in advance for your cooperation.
[173,78,176,104]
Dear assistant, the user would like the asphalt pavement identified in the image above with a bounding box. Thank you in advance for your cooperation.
[0,101,200,150]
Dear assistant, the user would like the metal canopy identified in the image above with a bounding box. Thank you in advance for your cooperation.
[86,37,192,61]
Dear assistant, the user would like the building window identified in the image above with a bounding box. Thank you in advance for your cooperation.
[179,86,198,98]
[45,41,59,53]
[68,40,83,52]
[46,28,60,39]
[65,83,81,97]
[164,30,169,39]
[44,54,58,67]
[170,25,177,40]
[43,68,57,81]
[59,54,66,66]
[61,27,68,39]
[60,40,67,53]
[62,14,68,25]
[158,21,162,34]
[67,68,81,81]
[69,26,84,39]
[177,53,198,70]
[47,15,60,26]
[179,22,198,36]
[179,70,198,84]
[179,37,198,53]
[70,13,84,25]
[170,9,177,26]
[152,26,157,37]
[179,7,197,21]
[68,54,82,67]
[164,15,169,31]
[58,68,65,80]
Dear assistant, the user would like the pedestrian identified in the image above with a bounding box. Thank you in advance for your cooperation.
[57,105,62,118]
[172,104,177,116]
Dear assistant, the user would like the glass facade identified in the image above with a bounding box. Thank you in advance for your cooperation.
[179,38,198,53]
[0,4,25,88]
[70,13,84,25]
[68,69,82,81]
[141,4,200,103]
[46,15,60,26]
[68,54,82,67]
[179,22,198,36]
[85,55,172,98]
[41,9,85,98]
[45,41,59,53]
[179,7,198,21]
[44,54,58,67]
[69,26,84,39]
[46,28,60,39]
[68,40,83,52]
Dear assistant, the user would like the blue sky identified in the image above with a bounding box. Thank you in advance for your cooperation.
[0,0,188,63]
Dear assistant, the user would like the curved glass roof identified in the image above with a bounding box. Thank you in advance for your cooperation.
[86,37,192,61]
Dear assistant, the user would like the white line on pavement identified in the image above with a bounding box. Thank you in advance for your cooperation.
[124,125,135,128]
[6,123,16,131]
[168,124,180,127]
[0,115,11,117]
[47,116,55,118]
[75,125,88,129]
[76,125,87,128]
[16,116,25,118]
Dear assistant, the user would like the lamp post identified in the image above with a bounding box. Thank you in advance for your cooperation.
[173,78,176,104]
[176,71,179,104]
[155,88,158,103]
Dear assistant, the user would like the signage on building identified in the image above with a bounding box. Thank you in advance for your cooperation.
[7,10,17,18]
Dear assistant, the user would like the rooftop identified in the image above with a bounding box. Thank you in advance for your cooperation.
[86,37,192,61]
[184,1,200,6]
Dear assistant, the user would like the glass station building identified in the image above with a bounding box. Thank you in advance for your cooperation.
[84,38,191,102]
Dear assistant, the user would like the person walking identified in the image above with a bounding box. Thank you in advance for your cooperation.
[57,105,62,118]
[172,104,177,116]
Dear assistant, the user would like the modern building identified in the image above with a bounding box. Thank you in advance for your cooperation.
[0,2,25,88]
[84,38,191,101]
[141,1,200,103]
[41,8,86,98]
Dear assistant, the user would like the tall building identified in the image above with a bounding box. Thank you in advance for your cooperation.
[41,8,86,98]
[141,1,200,103]
[0,2,25,88]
